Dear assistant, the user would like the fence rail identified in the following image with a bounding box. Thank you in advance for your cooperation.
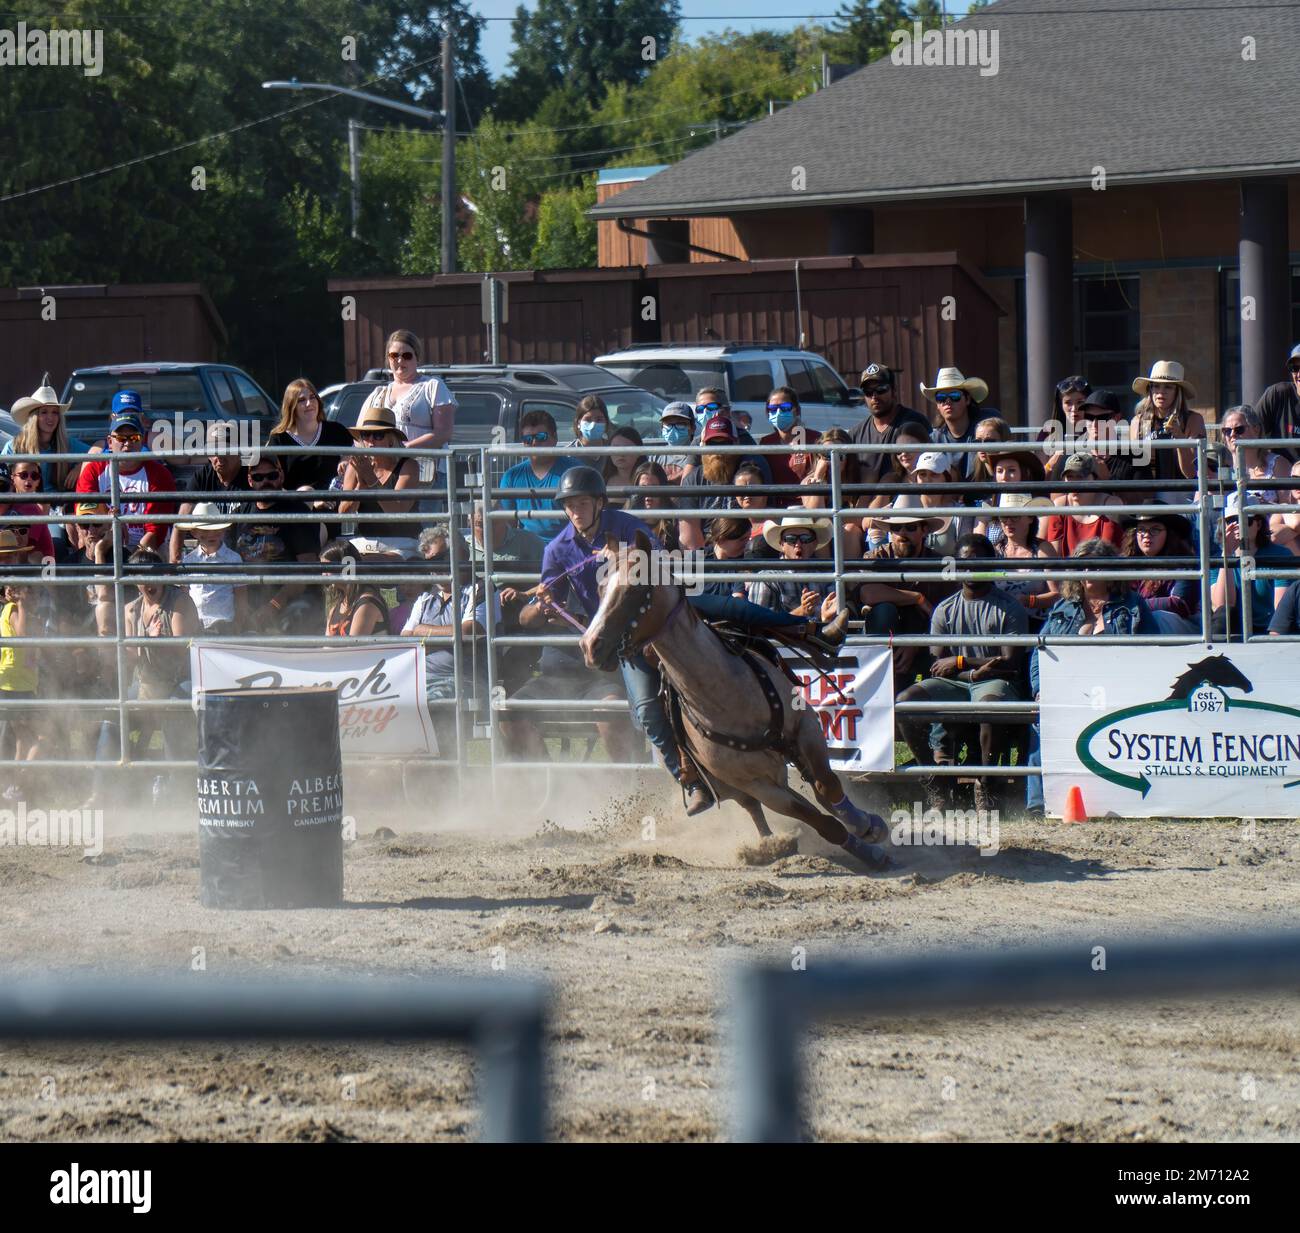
[0,436,1293,778]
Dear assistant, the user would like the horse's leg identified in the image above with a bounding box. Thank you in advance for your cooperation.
[793,714,888,842]
[737,775,887,872]
[734,791,772,838]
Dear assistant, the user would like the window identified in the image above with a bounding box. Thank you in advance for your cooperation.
[601,391,668,443]
[806,360,850,405]
[447,391,505,445]
[599,361,726,402]
[208,372,238,416]
[780,359,818,402]
[230,372,272,417]
[1219,267,1300,410]
[729,360,776,403]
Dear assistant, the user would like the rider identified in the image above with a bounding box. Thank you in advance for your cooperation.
[520,466,876,828]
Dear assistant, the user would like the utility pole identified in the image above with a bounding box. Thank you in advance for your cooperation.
[441,27,456,275]
[347,118,361,239]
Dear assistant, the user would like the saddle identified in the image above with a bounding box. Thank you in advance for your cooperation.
[660,623,811,779]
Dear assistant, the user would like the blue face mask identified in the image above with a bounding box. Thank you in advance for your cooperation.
[664,424,691,447]
[768,410,796,433]
[579,419,606,442]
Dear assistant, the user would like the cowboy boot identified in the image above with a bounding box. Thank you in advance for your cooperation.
[683,780,714,816]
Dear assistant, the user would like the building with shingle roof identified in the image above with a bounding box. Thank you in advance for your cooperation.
[590,0,1300,423]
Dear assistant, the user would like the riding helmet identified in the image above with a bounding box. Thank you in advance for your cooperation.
[556,465,606,502]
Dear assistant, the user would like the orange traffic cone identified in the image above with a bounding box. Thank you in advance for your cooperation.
[1062,785,1088,824]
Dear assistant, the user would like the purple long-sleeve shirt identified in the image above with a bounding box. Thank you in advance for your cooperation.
[541,508,663,619]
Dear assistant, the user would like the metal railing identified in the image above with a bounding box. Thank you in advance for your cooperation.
[0,971,549,1142]
[728,929,1300,1142]
[1,435,1294,786]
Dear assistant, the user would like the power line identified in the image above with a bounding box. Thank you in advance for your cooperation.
[0,53,443,206]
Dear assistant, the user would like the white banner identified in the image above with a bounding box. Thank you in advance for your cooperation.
[1040,645,1300,818]
[190,642,435,756]
[780,645,895,773]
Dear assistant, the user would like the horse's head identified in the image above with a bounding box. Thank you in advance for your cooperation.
[580,530,678,671]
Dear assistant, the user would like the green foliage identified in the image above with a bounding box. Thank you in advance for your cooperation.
[531,180,598,269]
[823,0,944,67]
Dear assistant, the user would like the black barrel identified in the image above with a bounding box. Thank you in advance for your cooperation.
[197,687,344,909]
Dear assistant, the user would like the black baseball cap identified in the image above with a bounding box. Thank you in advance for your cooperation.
[859,363,894,390]
[1079,389,1123,417]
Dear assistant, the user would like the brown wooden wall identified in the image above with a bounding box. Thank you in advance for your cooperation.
[0,284,225,410]
[651,254,1007,405]
[330,270,652,376]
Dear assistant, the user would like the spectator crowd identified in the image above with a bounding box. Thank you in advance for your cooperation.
[5,329,1300,820]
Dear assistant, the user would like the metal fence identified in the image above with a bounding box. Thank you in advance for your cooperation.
[728,929,1300,1142]
[1,435,1296,787]
[0,971,549,1141]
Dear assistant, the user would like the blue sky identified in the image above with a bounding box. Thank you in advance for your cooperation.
[474,2,842,77]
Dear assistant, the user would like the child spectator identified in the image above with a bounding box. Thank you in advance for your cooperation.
[180,503,246,634]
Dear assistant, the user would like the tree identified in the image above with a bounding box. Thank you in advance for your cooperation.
[496,0,681,121]
[376,3,494,125]
[823,1,943,68]
[531,180,598,269]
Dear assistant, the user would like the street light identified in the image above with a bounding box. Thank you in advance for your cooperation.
[262,78,453,269]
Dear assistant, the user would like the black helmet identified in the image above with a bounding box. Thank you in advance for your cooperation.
[556,465,606,502]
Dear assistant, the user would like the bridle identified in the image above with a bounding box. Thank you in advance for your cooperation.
[616,585,686,659]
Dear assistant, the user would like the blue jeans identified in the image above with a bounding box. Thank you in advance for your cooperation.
[688,594,806,628]
[1025,722,1043,810]
[619,654,680,779]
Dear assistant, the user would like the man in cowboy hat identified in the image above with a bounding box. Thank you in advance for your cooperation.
[1253,342,1300,459]
[747,508,836,617]
[921,367,994,479]
[850,362,930,485]
[178,502,245,634]
[861,493,961,684]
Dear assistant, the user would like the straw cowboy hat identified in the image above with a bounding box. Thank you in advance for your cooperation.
[0,529,30,558]
[920,366,989,405]
[994,493,1054,516]
[10,373,71,426]
[348,405,406,440]
[762,506,833,552]
[870,492,951,536]
[1132,360,1196,401]
[180,502,233,532]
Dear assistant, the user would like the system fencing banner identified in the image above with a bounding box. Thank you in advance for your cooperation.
[1040,645,1300,818]
[780,645,895,773]
[191,642,435,756]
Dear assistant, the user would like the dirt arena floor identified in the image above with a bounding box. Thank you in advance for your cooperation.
[1,767,1298,1142]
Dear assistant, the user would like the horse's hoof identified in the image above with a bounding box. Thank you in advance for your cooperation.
[843,834,892,872]
[861,812,888,843]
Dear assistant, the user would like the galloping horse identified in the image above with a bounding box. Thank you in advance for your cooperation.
[579,532,891,872]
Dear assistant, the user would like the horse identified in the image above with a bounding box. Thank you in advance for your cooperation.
[579,531,891,872]
[1166,655,1254,700]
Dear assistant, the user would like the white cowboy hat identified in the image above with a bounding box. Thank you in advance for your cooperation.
[920,366,989,405]
[10,372,71,426]
[1132,360,1196,400]
[180,502,232,532]
[870,492,951,535]
[762,506,833,552]
[994,493,1055,515]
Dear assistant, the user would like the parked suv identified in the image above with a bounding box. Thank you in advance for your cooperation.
[324,364,668,445]
[60,362,277,449]
[593,343,863,433]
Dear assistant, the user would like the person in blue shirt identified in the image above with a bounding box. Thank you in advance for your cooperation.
[1210,492,1292,639]
[498,409,579,541]
[517,467,876,838]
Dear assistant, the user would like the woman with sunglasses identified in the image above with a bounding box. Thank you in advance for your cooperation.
[1219,404,1287,508]
[759,386,820,489]
[363,329,456,512]
[338,406,421,559]
[4,462,57,563]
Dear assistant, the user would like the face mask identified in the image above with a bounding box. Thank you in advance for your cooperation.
[768,410,796,433]
[579,420,605,442]
[664,425,691,447]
